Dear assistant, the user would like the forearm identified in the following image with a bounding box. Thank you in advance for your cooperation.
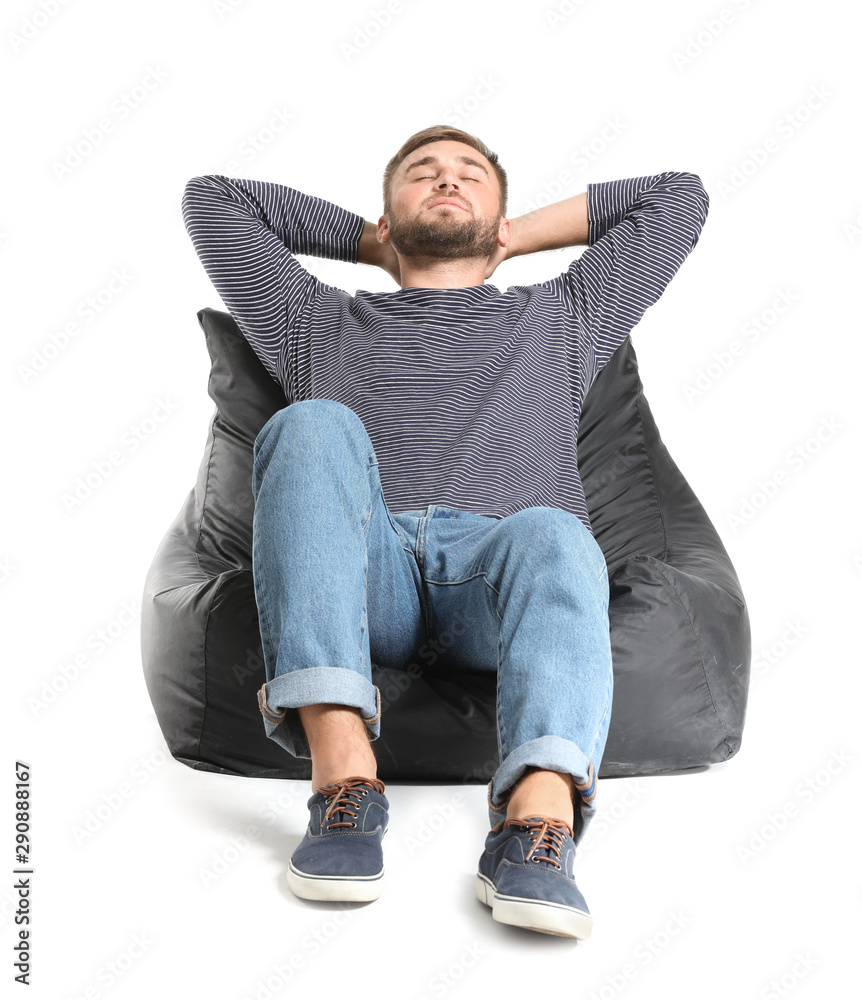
[508,192,589,258]
[184,175,366,264]
[562,172,709,362]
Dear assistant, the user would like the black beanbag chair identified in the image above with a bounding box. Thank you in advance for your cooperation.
[140,307,751,781]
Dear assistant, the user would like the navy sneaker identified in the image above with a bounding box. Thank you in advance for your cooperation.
[287,776,389,902]
[476,815,593,939]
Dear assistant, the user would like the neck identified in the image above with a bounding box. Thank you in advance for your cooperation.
[397,256,488,290]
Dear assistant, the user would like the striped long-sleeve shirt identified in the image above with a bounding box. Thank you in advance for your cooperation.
[181,170,708,534]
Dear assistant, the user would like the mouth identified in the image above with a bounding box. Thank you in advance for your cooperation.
[428,198,467,210]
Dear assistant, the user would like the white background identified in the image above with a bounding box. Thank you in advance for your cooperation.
[3,0,860,997]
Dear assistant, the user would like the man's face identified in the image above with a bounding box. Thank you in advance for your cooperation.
[381,140,507,262]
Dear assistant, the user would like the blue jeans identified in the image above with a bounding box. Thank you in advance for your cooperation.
[251,400,613,841]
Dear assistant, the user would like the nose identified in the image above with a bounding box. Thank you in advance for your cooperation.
[436,167,460,190]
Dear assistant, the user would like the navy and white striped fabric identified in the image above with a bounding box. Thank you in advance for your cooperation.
[182,171,708,534]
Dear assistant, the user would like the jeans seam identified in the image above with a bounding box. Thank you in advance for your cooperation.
[252,551,278,704]
[574,761,597,804]
[364,686,382,727]
[257,683,286,723]
[417,516,433,640]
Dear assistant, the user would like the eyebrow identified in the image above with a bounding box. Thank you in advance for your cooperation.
[404,154,489,177]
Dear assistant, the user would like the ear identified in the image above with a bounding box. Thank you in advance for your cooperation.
[497,216,511,248]
[377,214,390,244]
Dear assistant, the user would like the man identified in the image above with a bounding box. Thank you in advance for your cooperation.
[182,125,709,939]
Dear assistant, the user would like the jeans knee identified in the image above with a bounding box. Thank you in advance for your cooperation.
[508,507,605,573]
[287,399,353,419]
[255,399,367,456]
[267,399,353,433]
[506,507,580,548]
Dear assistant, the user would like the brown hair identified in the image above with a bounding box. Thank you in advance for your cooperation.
[382,125,508,218]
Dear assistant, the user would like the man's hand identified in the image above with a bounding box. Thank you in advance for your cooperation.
[358,221,401,285]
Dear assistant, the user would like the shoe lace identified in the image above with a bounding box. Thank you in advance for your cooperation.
[316,776,386,830]
[503,816,572,869]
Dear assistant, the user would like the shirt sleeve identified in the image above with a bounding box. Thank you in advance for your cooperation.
[554,171,709,388]
[181,174,366,389]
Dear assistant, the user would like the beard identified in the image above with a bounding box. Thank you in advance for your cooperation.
[387,203,502,263]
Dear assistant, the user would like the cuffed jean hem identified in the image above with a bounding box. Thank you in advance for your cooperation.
[256,667,382,759]
[486,735,600,846]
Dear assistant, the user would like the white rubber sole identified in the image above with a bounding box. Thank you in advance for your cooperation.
[475,873,594,939]
[286,829,387,902]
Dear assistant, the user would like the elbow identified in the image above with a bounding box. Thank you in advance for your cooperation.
[182,174,212,201]
[676,170,710,220]
[181,175,216,235]
[182,173,237,212]
[181,175,223,221]
[668,171,709,247]
[182,175,205,211]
